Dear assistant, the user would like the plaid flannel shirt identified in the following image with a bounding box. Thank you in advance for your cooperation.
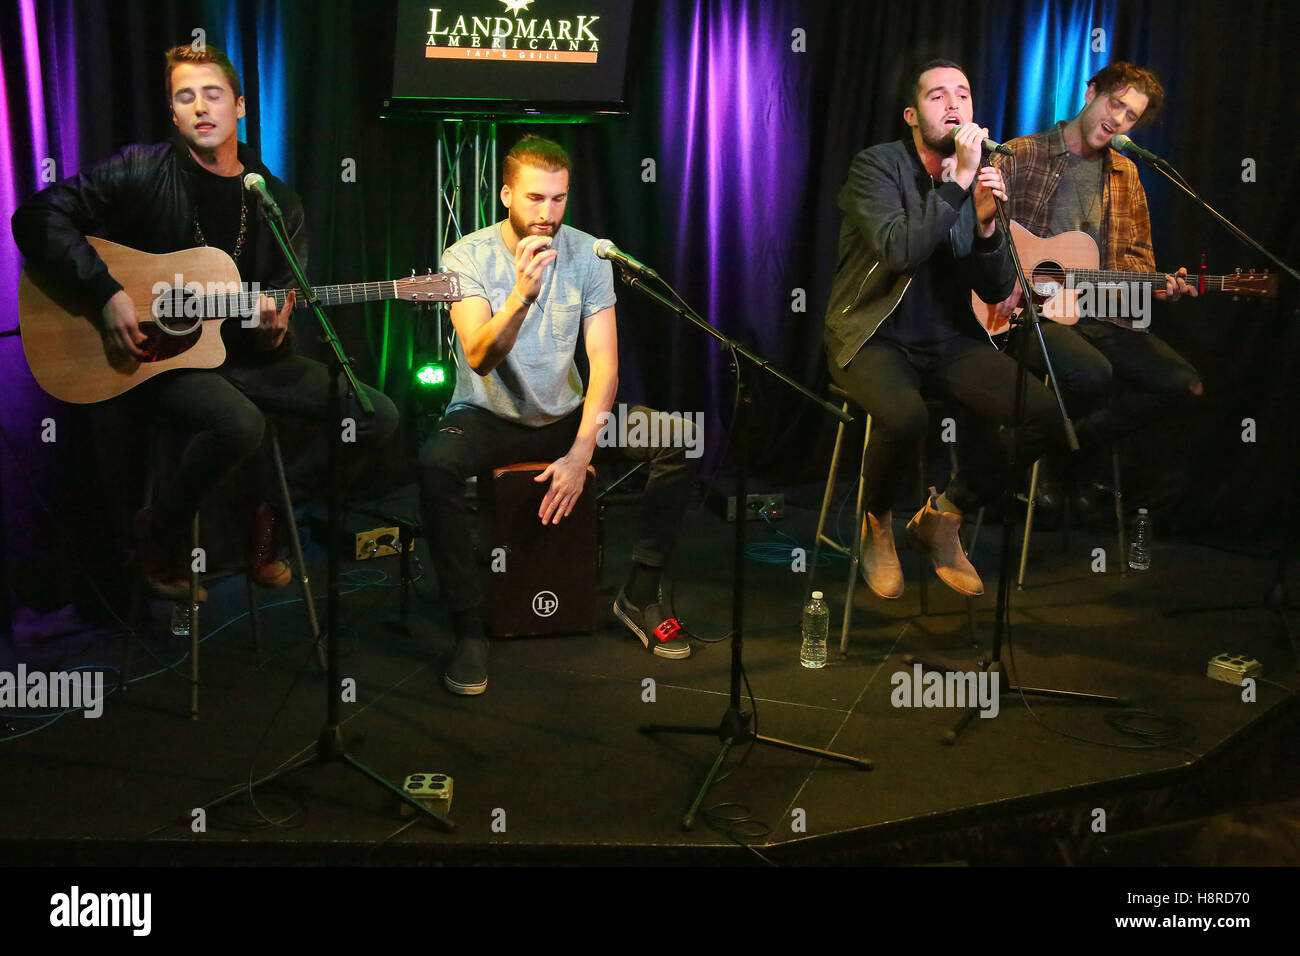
[995,121,1156,331]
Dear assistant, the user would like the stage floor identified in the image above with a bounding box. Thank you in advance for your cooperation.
[3,485,1297,866]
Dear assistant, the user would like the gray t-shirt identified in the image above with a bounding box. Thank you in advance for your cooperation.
[441,221,616,427]
[1049,152,1104,249]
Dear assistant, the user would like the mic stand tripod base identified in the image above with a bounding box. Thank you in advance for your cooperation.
[616,267,869,834]
[199,721,455,830]
[641,709,873,830]
[903,655,1129,744]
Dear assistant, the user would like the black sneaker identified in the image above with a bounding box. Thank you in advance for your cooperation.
[613,588,692,659]
[444,636,489,695]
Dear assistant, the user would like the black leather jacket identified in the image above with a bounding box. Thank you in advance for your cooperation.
[824,137,1014,369]
[12,137,305,359]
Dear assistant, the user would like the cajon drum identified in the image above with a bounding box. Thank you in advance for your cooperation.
[479,462,598,637]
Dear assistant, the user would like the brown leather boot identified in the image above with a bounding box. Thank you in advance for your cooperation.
[246,501,292,589]
[906,488,983,597]
[860,511,903,599]
[132,507,208,602]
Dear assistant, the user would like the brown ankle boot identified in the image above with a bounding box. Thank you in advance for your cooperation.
[905,488,983,597]
[860,511,903,599]
[246,501,292,589]
[133,507,208,602]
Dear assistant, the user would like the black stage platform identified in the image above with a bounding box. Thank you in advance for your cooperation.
[2,486,1297,867]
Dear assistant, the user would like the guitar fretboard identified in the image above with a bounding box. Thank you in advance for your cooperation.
[1061,270,1229,291]
[193,281,404,316]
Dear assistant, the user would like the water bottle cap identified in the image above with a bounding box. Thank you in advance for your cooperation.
[811,591,823,600]
[1137,508,1148,514]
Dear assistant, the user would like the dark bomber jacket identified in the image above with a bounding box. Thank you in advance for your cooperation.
[11,138,305,360]
[824,137,1016,369]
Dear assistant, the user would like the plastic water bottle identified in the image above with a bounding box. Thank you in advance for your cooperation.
[800,591,829,669]
[1128,508,1151,571]
[170,601,191,636]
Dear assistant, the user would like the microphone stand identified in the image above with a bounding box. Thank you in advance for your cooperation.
[619,264,872,831]
[1129,151,1298,284]
[1128,151,1300,667]
[909,168,1127,743]
[204,189,453,830]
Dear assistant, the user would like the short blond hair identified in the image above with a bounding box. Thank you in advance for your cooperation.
[164,45,242,102]
[503,135,571,186]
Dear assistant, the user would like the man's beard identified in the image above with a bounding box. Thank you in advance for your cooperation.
[508,208,560,242]
[920,121,958,155]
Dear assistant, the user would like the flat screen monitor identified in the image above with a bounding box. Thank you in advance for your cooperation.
[387,0,636,117]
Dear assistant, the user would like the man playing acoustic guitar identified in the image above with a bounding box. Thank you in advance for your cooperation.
[995,63,1200,513]
[12,44,398,597]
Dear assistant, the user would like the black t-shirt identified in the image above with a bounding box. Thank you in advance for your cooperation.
[180,149,263,277]
[179,151,292,360]
[874,174,986,350]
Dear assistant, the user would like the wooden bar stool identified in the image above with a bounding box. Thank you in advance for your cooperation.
[122,419,322,719]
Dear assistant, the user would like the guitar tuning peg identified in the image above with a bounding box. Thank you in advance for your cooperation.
[410,268,416,278]
[1235,267,1242,274]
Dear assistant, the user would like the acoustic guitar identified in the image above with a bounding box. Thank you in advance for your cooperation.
[18,237,462,403]
[971,221,1277,335]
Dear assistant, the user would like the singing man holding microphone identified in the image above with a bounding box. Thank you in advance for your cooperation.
[823,59,1066,601]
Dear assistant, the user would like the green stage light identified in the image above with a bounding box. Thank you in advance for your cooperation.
[415,363,448,388]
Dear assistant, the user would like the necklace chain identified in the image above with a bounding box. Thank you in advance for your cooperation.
[1068,157,1104,233]
[193,191,248,262]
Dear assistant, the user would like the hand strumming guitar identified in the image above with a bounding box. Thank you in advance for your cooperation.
[101,289,147,362]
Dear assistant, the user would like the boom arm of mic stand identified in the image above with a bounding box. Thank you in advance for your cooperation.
[614,268,852,425]
[1126,153,1299,284]
[257,205,374,416]
[993,194,1079,452]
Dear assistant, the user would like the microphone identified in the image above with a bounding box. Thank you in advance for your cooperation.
[242,172,283,220]
[1110,134,1165,165]
[593,239,659,278]
[953,123,1014,156]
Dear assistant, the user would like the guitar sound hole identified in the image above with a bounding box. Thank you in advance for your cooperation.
[1031,261,1067,296]
[138,323,202,362]
[150,285,209,335]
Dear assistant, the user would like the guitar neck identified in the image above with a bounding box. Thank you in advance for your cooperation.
[268,282,401,310]
[1064,269,1231,291]
[200,282,402,315]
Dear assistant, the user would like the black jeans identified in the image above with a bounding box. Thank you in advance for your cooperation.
[1008,318,1201,449]
[830,335,1066,515]
[417,404,697,614]
[132,355,399,540]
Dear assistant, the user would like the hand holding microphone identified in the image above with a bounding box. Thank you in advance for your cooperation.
[972,164,1008,235]
[951,123,1014,156]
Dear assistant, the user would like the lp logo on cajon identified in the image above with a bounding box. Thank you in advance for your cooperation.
[532,591,559,618]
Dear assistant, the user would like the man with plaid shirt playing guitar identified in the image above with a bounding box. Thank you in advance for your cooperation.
[994,63,1201,512]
